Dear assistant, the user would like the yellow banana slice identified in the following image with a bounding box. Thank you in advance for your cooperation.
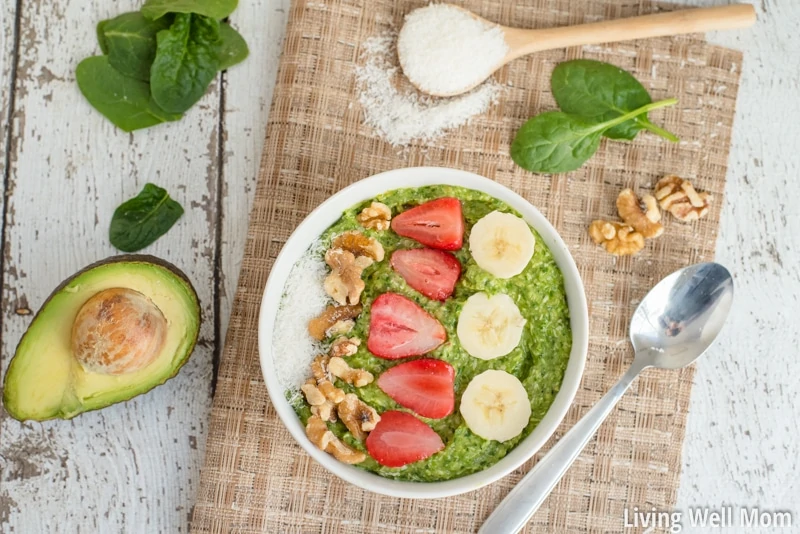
[460,369,531,442]
[469,211,535,279]
[457,292,526,360]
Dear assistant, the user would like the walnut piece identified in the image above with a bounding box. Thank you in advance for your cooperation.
[616,188,664,239]
[642,194,661,223]
[311,356,345,404]
[311,401,337,422]
[329,336,361,358]
[589,220,645,256]
[356,202,392,231]
[332,231,385,262]
[308,304,362,341]
[324,249,372,305]
[328,356,374,387]
[303,379,337,422]
[301,379,326,406]
[305,415,366,464]
[337,394,381,441]
[654,175,712,222]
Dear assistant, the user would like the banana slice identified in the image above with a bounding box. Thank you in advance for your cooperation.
[460,370,531,442]
[469,211,535,279]
[457,292,526,360]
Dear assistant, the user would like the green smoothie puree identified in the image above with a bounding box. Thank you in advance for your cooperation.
[290,185,572,482]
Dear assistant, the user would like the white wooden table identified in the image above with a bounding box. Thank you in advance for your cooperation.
[0,1,796,531]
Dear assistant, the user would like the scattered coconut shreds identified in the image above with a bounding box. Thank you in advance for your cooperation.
[354,31,501,147]
[272,240,329,394]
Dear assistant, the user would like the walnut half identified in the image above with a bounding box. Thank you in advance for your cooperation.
[328,356,373,387]
[616,188,664,239]
[337,394,381,441]
[589,220,645,256]
[305,415,366,464]
[332,231,384,262]
[307,304,362,341]
[356,202,391,231]
[655,175,712,222]
[323,249,372,305]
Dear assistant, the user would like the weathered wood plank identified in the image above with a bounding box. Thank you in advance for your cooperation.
[0,0,219,531]
[0,0,16,525]
[219,0,292,349]
[676,0,800,518]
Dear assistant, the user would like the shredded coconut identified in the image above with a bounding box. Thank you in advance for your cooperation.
[355,31,501,146]
[272,241,329,394]
[397,4,509,96]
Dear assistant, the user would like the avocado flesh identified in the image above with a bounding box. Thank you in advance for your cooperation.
[3,257,200,421]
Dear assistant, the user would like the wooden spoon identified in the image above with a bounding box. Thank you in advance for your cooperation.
[398,4,756,97]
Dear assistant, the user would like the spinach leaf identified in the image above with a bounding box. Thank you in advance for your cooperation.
[141,0,237,21]
[551,60,678,142]
[217,23,249,70]
[97,20,110,54]
[150,14,221,114]
[511,99,677,174]
[76,56,182,132]
[98,12,173,81]
[110,183,184,252]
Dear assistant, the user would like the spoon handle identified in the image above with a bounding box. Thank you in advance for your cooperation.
[505,4,756,57]
[478,359,648,534]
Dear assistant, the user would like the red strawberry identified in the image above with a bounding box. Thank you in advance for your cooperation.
[366,411,445,467]
[390,248,461,301]
[391,197,464,251]
[367,293,446,359]
[377,359,455,419]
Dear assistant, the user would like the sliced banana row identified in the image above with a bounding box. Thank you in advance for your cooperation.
[457,292,526,360]
[469,211,535,279]
[460,370,531,442]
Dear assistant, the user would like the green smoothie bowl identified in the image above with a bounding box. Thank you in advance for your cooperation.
[258,167,588,498]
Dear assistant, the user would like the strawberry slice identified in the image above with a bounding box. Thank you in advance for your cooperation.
[391,197,464,251]
[367,293,446,359]
[366,410,445,467]
[390,248,461,301]
[377,359,455,419]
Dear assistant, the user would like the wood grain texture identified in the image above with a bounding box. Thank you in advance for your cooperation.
[0,0,797,532]
[674,0,800,528]
[219,0,291,363]
[0,0,220,531]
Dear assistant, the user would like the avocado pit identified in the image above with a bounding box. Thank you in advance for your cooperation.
[71,287,167,375]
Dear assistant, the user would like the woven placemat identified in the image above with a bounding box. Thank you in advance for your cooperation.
[192,0,742,531]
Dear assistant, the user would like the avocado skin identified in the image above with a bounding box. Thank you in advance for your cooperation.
[2,254,201,421]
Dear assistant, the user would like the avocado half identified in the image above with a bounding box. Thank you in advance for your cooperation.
[2,255,201,421]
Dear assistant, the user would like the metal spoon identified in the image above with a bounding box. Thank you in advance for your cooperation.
[479,262,734,534]
[399,4,756,97]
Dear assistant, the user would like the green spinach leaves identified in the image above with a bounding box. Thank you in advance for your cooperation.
[141,0,238,22]
[101,12,174,81]
[150,14,221,113]
[551,60,679,142]
[77,0,248,131]
[110,183,185,252]
[511,99,677,174]
[512,60,679,174]
[76,56,181,132]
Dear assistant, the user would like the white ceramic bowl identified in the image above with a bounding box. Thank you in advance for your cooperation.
[258,167,589,498]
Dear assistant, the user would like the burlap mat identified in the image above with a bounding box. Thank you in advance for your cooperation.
[192,0,742,531]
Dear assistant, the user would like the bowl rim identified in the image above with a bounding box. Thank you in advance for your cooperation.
[258,166,589,499]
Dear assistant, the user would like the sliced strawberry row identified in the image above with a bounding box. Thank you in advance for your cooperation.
[390,248,461,301]
[362,197,465,467]
[377,358,455,419]
[391,197,464,251]
[366,410,445,468]
[367,293,446,359]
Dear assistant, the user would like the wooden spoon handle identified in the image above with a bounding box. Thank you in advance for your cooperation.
[505,4,756,58]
